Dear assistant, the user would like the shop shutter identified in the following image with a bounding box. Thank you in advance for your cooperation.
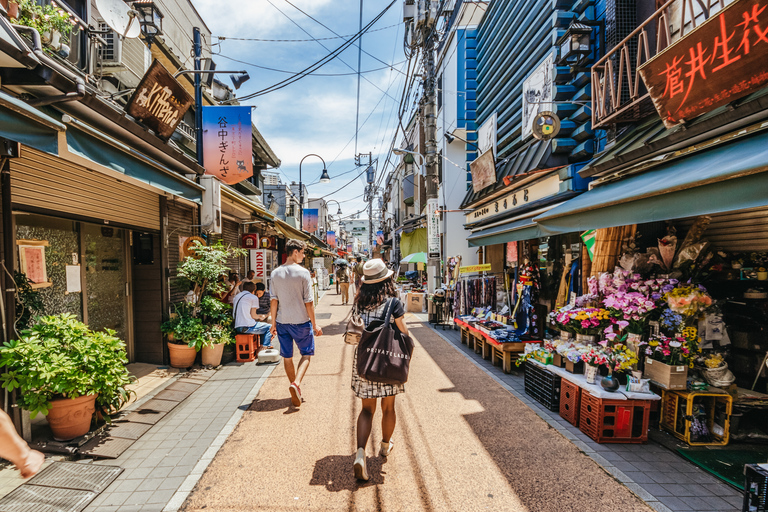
[677,206,768,252]
[221,218,243,275]
[10,146,160,231]
[167,201,197,304]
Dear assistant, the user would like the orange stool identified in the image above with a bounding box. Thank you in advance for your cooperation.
[235,334,257,362]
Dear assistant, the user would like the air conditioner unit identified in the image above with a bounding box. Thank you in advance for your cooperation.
[200,175,222,234]
[97,21,121,65]
[97,21,151,88]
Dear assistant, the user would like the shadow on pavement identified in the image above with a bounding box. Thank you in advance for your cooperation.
[249,397,293,412]
[310,454,387,491]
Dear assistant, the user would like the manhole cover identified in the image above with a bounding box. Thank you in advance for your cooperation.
[316,313,332,319]
[165,381,200,393]
[25,462,123,492]
[78,436,135,459]
[0,485,94,512]
[105,422,152,440]
[153,389,191,402]
[136,398,178,412]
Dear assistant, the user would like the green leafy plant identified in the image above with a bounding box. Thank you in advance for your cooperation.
[13,0,73,42]
[0,314,135,418]
[14,271,44,331]
[177,241,245,308]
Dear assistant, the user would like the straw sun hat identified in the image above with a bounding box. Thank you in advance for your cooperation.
[362,259,394,284]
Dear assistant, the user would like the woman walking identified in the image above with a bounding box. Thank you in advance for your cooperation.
[351,259,409,481]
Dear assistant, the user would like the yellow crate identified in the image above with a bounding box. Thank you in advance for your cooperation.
[660,390,732,446]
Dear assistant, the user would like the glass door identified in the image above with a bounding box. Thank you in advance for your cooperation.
[83,224,129,344]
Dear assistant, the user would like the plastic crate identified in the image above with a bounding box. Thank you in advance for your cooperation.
[578,392,652,443]
[559,379,581,426]
[660,390,732,446]
[744,464,768,512]
[525,361,561,412]
[235,334,257,363]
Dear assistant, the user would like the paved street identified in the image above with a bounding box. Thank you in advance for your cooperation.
[180,293,651,512]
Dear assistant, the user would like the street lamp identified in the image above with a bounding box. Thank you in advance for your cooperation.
[298,154,330,231]
[326,199,343,216]
[393,147,425,170]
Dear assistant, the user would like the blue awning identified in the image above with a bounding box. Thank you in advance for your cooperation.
[66,125,203,203]
[0,91,62,154]
[467,216,540,247]
[535,130,768,234]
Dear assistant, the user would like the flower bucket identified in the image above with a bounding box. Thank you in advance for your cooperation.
[584,364,598,384]
[576,334,597,344]
[559,331,572,343]
[643,358,687,390]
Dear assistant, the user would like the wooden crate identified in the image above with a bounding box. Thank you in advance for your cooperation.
[559,379,581,426]
[578,392,651,443]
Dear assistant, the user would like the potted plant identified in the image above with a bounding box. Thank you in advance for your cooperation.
[0,314,135,440]
[13,0,72,47]
[162,305,204,368]
[198,296,234,367]
[640,334,697,390]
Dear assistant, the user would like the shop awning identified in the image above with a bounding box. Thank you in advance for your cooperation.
[274,219,309,241]
[535,130,768,234]
[467,204,561,247]
[66,125,203,203]
[0,91,63,155]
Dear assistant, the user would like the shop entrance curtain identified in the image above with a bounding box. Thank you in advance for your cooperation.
[399,228,427,257]
[534,130,768,234]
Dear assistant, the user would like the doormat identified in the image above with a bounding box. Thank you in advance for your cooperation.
[677,447,768,490]
[0,462,122,512]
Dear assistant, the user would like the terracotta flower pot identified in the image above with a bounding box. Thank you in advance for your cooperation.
[6,1,19,19]
[46,394,97,441]
[201,343,224,366]
[168,342,197,368]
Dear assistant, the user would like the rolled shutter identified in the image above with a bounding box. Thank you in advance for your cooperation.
[11,146,160,231]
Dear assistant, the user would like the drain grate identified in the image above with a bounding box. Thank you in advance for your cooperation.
[78,435,135,459]
[0,485,94,512]
[25,462,123,492]
[153,389,192,402]
[120,409,168,424]
[165,381,200,394]
[105,422,152,440]
[135,398,178,412]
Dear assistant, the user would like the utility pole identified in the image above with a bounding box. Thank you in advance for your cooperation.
[405,0,440,292]
[358,152,374,254]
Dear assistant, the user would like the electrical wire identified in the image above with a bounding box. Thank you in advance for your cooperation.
[214,23,400,42]
[214,54,405,76]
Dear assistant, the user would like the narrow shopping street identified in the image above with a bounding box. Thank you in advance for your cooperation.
[180,292,650,512]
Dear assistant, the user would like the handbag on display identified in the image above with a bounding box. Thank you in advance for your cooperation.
[356,299,415,384]
[343,306,365,345]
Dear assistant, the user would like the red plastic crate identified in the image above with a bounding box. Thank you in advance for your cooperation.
[235,334,257,363]
[578,392,652,443]
[559,379,581,426]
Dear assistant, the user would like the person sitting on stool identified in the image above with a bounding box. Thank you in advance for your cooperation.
[254,282,272,323]
[233,281,273,349]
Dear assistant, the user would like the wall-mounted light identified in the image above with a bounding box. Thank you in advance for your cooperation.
[556,21,593,67]
[133,0,164,46]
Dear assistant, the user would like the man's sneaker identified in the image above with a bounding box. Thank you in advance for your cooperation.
[289,382,302,407]
[380,440,394,457]
[353,447,369,481]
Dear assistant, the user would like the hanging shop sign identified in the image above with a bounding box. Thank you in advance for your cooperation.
[241,233,260,249]
[252,249,266,279]
[459,263,492,275]
[302,209,319,233]
[180,236,206,260]
[477,112,497,157]
[127,60,193,140]
[469,148,496,192]
[202,106,254,185]
[522,53,554,140]
[639,0,768,128]
[427,198,440,258]
[465,173,560,224]
[260,236,276,249]
[327,230,336,248]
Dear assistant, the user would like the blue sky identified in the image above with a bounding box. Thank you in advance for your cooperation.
[192,0,409,222]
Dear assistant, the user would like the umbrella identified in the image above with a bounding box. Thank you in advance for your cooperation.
[399,252,428,264]
[334,258,349,266]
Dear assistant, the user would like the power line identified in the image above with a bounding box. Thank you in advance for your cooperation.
[215,54,405,76]
[214,22,400,42]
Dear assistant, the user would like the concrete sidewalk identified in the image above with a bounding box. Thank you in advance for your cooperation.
[180,292,651,512]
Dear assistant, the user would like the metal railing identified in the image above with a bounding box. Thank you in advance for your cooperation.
[591,0,730,128]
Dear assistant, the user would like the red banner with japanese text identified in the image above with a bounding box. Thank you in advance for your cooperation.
[639,0,768,128]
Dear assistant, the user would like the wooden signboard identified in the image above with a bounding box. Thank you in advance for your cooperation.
[639,0,768,128]
[470,148,496,192]
[127,60,194,140]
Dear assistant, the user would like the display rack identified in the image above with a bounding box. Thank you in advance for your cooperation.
[660,389,732,446]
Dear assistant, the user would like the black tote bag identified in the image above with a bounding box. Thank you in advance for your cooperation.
[356,299,415,385]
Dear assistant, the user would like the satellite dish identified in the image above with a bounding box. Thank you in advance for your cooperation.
[532,111,561,141]
[96,0,141,39]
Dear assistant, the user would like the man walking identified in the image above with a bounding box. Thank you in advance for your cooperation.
[336,263,351,304]
[233,282,273,349]
[270,239,322,407]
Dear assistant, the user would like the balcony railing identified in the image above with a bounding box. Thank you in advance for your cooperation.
[591,0,732,128]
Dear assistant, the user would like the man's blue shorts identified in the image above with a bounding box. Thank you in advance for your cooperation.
[276,321,315,358]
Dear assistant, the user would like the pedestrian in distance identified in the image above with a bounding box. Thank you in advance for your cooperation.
[0,409,44,478]
[270,239,322,408]
[351,258,409,481]
[336,264,351,304]
[233,281,274,350]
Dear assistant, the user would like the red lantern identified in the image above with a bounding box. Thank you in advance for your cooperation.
[241,233,260,249]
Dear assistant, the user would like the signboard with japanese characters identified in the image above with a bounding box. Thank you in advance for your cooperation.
[202,106,254,185]
[127,60,193,140]
[639,0,768,128]
[427,198,440,258]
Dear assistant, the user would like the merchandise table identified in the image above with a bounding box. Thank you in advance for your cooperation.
[454,318,540,373]
[538,361,660,401]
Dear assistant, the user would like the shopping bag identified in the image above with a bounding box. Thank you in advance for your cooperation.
[356,299,415,384]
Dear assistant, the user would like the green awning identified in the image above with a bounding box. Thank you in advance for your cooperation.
[467,217,540,247]
[535,130,768,234]
[0,92,62,154]
[66,126,203,203]
[400,228,427,257]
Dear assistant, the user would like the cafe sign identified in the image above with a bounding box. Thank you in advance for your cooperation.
[639,0,768,129]
[127,60,194,140]
[465,173,560,225]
